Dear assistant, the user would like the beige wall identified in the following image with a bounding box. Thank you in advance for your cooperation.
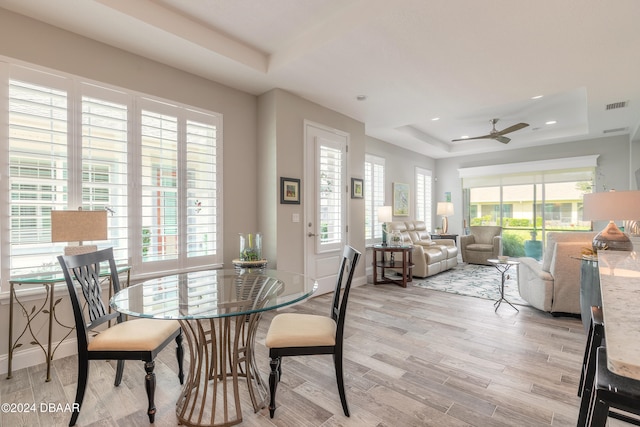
[365,135,437,221]
[258,89,366,275]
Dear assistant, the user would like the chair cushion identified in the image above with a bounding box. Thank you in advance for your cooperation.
[466,243,494,252]
[88,318,180,352]
[265,313,336,348]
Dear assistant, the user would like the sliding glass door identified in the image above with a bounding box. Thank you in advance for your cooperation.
[468,179,591,257]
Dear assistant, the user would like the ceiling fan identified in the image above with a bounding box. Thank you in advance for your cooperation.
[452,118,529,144]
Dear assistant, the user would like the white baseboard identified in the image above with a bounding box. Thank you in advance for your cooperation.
[352,274,368,288]
[0,338,78,378]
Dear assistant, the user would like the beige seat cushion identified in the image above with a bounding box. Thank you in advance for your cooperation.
[88,318,180,352]
[466,243,494,252]
[265,313,336,348]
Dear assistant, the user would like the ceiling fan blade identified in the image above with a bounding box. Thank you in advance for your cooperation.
[451,134,492,142]
[496,122,529,135]
[495,135,511,144]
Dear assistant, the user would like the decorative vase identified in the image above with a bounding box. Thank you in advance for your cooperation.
[391,230,403,247]
[239,233,262,261]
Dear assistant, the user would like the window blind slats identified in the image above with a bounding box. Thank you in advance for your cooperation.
[2,64,222,288]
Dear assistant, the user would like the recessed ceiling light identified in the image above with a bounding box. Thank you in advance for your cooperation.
[531,95,543,99]
[545,120,557,125]
[431,117,440,121]
[356,95,367,101]
[460,135,469,139]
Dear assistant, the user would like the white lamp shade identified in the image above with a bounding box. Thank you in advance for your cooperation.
[436,202,454,216]
[583,190,640,221]
[377,206,393,222]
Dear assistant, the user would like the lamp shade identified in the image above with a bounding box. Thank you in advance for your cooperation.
[377,206,393,223]
[582,190,640,252]
[436,202,454,216]
[51,210,108,243]
[582,190,640,221]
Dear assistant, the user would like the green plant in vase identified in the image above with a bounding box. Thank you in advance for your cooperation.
[239,232,262,261]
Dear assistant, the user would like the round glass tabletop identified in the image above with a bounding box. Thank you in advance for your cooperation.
[110,269,317,320]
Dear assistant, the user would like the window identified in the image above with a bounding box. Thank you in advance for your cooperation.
[364,154,385,242]
[1,61,223,290]
[461,157,596,257]
[415,167,432,229]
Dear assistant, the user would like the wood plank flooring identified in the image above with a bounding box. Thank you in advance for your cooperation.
[0,281,626,426]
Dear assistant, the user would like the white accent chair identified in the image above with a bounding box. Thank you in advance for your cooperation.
[517,231,596,315]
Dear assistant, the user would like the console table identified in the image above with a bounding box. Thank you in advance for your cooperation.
[372,245,413,288]
[7,266,130,382]
[431,234,458,246]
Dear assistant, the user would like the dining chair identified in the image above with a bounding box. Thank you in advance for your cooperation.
[265,245,361,418]
[57,247,184,426]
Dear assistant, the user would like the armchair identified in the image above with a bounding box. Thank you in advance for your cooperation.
[517,231,596,314]
[459,226,502,265]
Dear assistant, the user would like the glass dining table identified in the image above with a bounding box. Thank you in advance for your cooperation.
[110,268,317,427]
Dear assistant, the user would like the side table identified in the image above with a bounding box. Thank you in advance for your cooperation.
[573,255,600,332]
[487,259,519,312]
[372,245,414,288]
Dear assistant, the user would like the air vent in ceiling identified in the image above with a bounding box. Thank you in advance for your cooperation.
[605,101,628,110]
[603,127,628,134]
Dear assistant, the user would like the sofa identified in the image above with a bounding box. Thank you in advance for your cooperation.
[517,231,596,315]
[386,221,458,278]
[459,226,502,265]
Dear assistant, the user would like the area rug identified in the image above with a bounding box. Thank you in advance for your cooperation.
[413,263,529,306]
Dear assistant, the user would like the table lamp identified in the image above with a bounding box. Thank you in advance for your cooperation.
[582,190,640,252]
[377,205,392,246]
[51,208,108,255]
[436,202,454,234]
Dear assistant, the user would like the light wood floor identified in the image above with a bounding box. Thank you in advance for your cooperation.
[0,281,625,427]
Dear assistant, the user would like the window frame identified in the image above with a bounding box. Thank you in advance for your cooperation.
[364,154,385,243]
[0,59,224,292]
[414,166,433,230]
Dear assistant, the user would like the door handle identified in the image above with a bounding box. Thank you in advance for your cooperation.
[307,232,317,237]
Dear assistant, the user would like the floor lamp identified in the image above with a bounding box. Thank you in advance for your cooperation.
[582,190,640,252]
[436,202,454,235]
[51,208,108,255]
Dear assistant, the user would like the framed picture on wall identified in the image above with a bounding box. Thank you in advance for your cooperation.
[393,182,410,216]
[280,177,301,204]
[351,178,363,199]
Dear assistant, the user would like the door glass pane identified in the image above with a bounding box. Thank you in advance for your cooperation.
[318,143,343,249]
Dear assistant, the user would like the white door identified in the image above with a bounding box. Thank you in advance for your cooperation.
[304,121,349,296]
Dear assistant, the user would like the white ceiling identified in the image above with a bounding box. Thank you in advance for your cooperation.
[3,0,640,158]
